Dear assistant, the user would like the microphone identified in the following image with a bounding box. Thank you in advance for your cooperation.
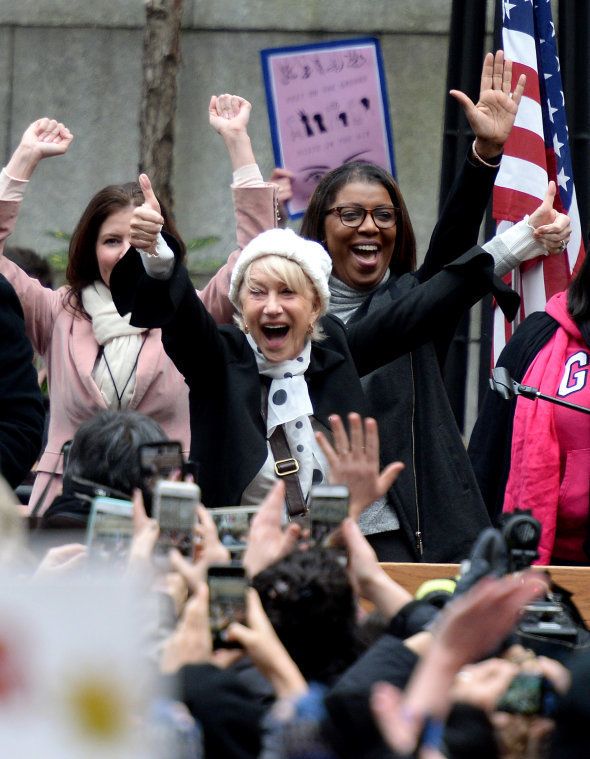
[489,368,590,415]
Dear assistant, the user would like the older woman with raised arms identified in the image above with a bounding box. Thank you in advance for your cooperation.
[111,177,525,516]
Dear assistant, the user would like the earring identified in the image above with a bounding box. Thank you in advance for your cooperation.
[244,324,250,334]
[307,323,314,336]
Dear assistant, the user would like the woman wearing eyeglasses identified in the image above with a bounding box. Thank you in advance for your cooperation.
[218,52,569,562]
[295,58,570,561]
[300,181,572,560]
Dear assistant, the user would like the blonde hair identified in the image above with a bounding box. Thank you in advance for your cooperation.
[235,255,324,340]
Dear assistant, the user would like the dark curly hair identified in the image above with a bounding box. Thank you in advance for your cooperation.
[252,547,361,684]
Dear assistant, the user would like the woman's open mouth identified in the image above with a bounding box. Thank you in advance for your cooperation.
[350,243,380,269]
[261,324,290,346]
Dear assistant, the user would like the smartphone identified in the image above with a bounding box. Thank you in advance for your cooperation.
[138,441,184,515]
[208,565,248,649]
[152,480,200,557]
[86,496,134,566]
[309,484,349,547]
[496,673,558,717]
[209,506,259,554]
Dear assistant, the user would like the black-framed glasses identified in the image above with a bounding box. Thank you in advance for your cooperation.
[326,205,397,229]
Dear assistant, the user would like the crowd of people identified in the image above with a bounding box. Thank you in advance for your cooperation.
[0,48,587,757]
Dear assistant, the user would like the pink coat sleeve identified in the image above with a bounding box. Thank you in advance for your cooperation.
[0,199,62,355]
[199,184,278,324]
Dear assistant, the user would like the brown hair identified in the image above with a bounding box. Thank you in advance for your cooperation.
[64,182,186,316]
[300,162,417,277]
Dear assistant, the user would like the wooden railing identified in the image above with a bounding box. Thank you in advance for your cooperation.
[381,563,590,628]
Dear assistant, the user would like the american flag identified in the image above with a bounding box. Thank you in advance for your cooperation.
[492,0,585,362]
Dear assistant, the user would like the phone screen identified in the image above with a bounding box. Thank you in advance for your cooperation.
[154,482,200,557]
[87,497,134,566]
[208,566,248,649]
[496,673,557,716]
[210,507,259,554]
[138,441,184,515]
[309,485,349,547]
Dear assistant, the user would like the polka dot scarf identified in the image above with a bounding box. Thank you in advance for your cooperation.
[246,334,328,499]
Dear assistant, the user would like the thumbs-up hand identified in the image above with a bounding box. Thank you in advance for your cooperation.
[528,181,571,254]
[129,174,164,255]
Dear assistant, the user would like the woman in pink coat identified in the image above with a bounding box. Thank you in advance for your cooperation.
[0,104,277,513]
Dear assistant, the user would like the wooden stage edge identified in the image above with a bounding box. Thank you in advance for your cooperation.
[381,563,590,629]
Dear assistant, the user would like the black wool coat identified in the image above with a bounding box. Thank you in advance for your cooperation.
[347,153,519,561]
[0,274,45,488]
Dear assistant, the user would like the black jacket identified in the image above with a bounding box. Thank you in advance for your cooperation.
[111,241,504,512]
[0,274,44,488]
[468,311,560,521]
[351,154,518,561]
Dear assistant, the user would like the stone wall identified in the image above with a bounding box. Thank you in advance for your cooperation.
[2,0,513,433]
[0,0,472,272]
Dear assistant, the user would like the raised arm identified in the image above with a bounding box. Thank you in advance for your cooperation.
[0,119,73,353]
[113,182,227,396]
[417,51,526,283]
[484,181,571,277]
[199,94,278,324]
[344,246,506,377]
[5,118,73,181]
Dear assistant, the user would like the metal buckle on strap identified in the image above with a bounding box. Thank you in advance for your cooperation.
[274,457,300,477]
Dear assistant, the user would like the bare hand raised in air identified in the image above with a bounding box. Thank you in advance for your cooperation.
[316,413,404,520]
[19,118,73,159]
[6,118,74,180]
[450,50,526,159]
[208,94,252,137]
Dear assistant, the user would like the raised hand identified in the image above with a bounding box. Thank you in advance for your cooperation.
[6,118,74,180]
[242,481,303,578]
[208,93,252,138]
[226,588,308,698]
[129,173,164,254]
[341,518,413,617]
[527,181,571,254]
[450,50,526,159]
[160,582,212,674]
[20,118,73,158]
[209,93,256,170]
[316,413,404,520]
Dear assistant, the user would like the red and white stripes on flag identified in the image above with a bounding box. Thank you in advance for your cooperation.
[492,0,585,363]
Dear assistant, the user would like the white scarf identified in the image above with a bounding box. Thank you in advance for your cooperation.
[81,281,146,409]
[247,334,328,499]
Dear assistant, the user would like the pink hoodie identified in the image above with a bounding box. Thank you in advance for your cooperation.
[503,291,590,563]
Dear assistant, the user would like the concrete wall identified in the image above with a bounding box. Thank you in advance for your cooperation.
[0,0,465,271]
[2,0,520,435]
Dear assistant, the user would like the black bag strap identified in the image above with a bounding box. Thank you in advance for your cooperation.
[261,384,307,519]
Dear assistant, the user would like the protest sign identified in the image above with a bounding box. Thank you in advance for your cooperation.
[261,37,395,217]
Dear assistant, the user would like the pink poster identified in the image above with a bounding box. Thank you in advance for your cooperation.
[261,38,395,217]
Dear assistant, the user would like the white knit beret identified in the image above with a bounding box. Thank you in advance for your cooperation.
[229,228,332,315]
